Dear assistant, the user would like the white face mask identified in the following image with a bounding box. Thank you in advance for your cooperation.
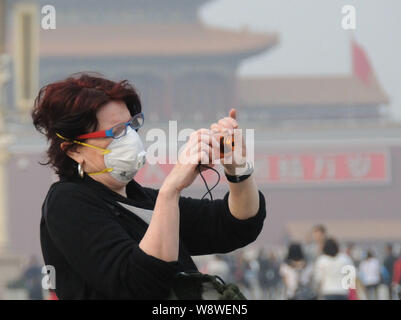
[104,127,147,183]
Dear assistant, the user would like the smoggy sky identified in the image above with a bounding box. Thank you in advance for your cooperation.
[201,0,401,119]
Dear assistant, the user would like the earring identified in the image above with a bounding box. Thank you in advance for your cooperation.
[77,162,84,178]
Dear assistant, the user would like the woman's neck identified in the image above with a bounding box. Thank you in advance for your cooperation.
[114,187,127,198]
[89,174,128,198]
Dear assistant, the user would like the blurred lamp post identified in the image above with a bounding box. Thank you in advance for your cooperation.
[0,0,9,253]
[13,2,39,123]
[0,0,15,254]
[0,0,7,128]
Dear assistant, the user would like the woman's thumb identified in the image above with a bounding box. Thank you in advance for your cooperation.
[229,108,237,121]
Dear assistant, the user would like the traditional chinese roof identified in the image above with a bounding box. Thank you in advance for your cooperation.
[37,24,278,58]
[238,75,389,107]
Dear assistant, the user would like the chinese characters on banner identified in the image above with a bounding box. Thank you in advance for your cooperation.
[259,151,389,185]
[135,150,390,187]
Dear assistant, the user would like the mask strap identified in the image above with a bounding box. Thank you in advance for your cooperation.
[88,168,113,176]
[56,132,113,176]
[56,132,111,155]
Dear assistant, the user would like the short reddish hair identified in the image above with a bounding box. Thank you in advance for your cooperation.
[32,73,142,178]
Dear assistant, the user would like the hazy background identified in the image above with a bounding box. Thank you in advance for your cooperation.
[1,0,400,300]
[202,0,401,119]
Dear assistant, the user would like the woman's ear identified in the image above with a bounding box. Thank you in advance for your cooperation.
[61,142,84,163]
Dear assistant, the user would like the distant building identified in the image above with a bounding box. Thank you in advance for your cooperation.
[0,0,399,260]
[4,0,388,122]
[238,41,389,121]
[5,0,278,122]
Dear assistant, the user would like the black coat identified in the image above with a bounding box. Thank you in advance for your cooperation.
[40,173,266,299]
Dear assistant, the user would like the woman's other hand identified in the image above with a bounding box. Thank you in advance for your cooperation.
[210,108,247,175]
[162,128,220,193]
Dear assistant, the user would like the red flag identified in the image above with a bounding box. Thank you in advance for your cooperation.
[352,40,372,85]
[47,291,59,300]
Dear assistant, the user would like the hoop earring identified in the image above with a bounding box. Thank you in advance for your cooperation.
[77,162,84,178]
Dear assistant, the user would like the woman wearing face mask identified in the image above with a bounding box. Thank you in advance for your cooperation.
[32,73,266,300]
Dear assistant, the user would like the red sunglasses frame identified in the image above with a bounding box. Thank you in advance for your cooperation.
[76,112,144,140]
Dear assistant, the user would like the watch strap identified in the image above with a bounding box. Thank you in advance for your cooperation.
[225,172,251,183]
[224,161,254,183]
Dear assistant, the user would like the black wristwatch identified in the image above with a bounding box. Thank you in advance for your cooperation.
[225,161,254,183]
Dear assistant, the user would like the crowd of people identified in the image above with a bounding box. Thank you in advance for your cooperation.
[8,224,401,300]
[199,225,401,300]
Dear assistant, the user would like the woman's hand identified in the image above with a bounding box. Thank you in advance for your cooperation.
[140,129,220,263]
[210,108,247,176]
[162,128,220,193]
[211,108,260,220]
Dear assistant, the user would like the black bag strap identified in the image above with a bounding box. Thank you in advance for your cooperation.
[169,271,247,300]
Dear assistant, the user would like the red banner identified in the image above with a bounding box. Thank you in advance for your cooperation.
[255,151,389,186]
[135,150,390,187]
